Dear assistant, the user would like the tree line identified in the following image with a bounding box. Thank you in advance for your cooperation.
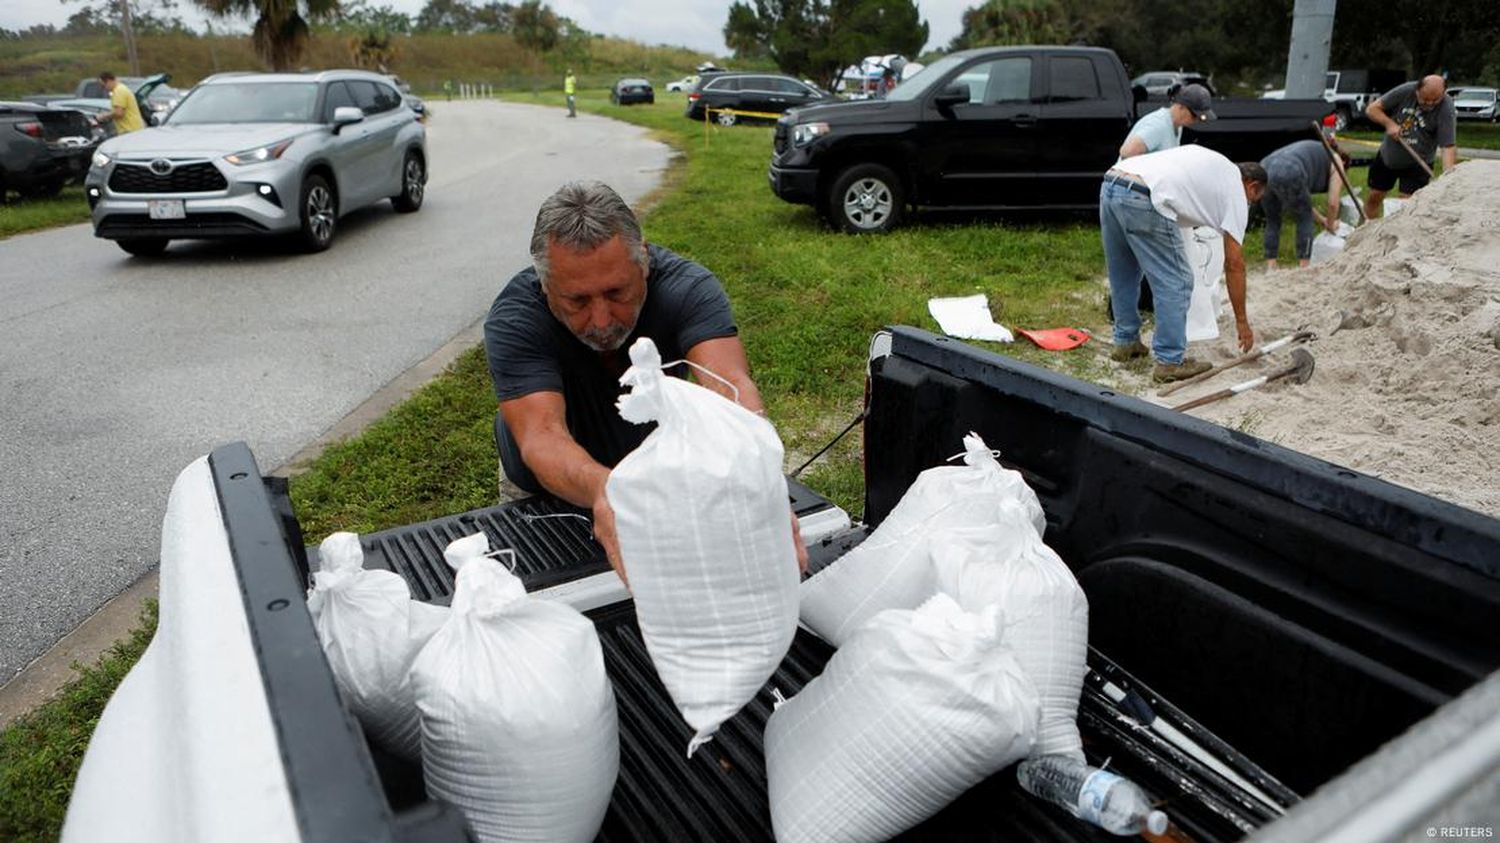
[723,0,1500,91]
[2,0,590,73]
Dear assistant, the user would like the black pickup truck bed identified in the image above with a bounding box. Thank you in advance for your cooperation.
[179,326,1500,843]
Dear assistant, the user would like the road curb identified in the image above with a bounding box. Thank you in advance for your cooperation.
[0,317,487,729]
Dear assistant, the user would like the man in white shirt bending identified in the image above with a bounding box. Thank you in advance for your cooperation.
[1101,145,1268,382]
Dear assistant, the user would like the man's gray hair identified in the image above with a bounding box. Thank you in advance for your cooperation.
[530,180,647,285]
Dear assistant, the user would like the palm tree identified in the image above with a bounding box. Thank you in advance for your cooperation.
[193,0,340,71]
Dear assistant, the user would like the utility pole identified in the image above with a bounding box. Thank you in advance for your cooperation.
[1285,0,1336,99]
[119,0,141,76]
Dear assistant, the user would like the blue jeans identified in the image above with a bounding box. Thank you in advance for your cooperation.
[1099,179,1193,364]
[1261,159,1314,261]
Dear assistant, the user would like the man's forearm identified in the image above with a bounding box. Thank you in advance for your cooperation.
[1443,146,1457,173]
[520,431,611,508]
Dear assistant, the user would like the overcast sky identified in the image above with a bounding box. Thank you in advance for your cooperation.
[1,0,972,57]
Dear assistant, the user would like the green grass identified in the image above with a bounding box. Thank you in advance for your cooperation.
[0,602,158,843]
[1341,121,1500,151]
[0,187,91,239]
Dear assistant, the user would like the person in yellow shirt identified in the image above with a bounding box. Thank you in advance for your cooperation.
[565,69,577,118]
[99,71,146,134]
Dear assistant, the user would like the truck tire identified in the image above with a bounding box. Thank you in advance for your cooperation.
[1333,104,1353,132]
[117,237,169,257]
[298,173,337,253]
[390,151,425,213]
[827,163,904,234]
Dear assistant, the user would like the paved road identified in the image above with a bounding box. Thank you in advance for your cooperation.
[0,101,671,682]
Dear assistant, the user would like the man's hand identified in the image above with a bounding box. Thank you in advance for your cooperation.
[1236,320,1255,353]
[790,512,808,575]
[1384,121,1402,139]
[1325,215,1340,234]
[592,490,626,589]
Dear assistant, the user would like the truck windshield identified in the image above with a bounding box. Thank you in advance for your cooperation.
[167,82,320,124]
[885,53,969,103]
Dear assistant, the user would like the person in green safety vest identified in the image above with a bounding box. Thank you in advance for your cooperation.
[565,69,577,118]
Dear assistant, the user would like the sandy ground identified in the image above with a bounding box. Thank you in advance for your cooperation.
[1156,159,1500,518]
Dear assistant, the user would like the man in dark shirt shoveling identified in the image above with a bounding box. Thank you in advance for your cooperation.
[484,180,804,580]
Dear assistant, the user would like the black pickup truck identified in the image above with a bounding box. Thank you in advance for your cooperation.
[63,327,1500,842]
[769,46,1333,233]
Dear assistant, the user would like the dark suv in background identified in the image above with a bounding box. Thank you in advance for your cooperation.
[1,101,98,201]
[686,72,836,125]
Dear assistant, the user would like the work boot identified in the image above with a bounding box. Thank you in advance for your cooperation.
[1110,340,1148,362]
[1153,358,1212,383]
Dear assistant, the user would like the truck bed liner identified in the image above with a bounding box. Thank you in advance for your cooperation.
[346,497,1296,843]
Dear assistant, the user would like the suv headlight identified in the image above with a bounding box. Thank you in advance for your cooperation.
[224,139,294,166]
[792,122,831,146]
[92,151,111,169]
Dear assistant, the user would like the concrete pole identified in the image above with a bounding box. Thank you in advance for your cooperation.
[1285,0,1336,99]
[119,0,141,76]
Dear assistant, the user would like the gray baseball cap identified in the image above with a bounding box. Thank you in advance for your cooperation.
[1174,84,1216,121]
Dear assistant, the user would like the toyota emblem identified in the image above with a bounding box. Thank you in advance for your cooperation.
[149,158,174,175]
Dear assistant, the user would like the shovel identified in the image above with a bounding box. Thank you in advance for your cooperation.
[1172,348,1315,412]
[1157,331,1315,397]
[1395,135,1436,180]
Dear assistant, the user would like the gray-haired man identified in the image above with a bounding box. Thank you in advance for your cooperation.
[484,180,795,580]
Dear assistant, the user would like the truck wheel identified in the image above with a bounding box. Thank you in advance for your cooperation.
[117,237,169,257]
[828,164,904,234]
[298,174,337,252]
[1333,105,1352,132]
[390,151,425,213]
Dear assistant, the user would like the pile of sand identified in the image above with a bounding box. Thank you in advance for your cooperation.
[1167,159,1500,518]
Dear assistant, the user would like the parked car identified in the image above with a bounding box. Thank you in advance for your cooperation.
[686,72,836,125]
[32,74,180,132]
[610,78,655,106]
[1130,70,1215,97]
[770,46,1331,233]
[0,101,98,201]
[666,75,697,93]
[1454,86,1498,122]
[1261,68,1406,130]
[84,69,427,257]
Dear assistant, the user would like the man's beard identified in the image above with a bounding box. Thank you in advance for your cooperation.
[577,322,632,352]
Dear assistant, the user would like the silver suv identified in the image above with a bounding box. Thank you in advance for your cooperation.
[85,69,427,256]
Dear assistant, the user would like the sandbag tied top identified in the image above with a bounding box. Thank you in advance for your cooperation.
[306,532,447,762]
[442,531,527,614]
[765,593,1040,843]
[607,336,802,758]
[413,532,619,843]
[799,431,1047,647]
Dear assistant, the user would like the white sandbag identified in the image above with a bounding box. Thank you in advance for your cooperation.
[412,533,619,843]
[765,593,1039,843]
[1383,197,1406,216]
[1184,225,1226,342]
[306,532,447,761]
[1310,232,1345,264]
[1338,196,1361,226]
[606,337,800,756]
[799,432,1044,646]
[931,518,1090,760]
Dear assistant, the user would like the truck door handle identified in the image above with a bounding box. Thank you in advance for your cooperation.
[1014,114,1038,127]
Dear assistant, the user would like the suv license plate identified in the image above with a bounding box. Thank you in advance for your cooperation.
[147,199,185,220]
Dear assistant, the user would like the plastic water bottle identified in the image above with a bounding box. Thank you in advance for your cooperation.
[1016,754,1169,836]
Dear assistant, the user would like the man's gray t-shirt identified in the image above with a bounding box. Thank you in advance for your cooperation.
[483,244,737,493]
[1377,82,1456,168]
[1262,139,1332,194]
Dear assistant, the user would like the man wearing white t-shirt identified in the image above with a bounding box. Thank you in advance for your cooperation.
[1101,145,1268,382]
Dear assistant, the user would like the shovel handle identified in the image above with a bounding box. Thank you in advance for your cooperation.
[1311,122,1366,223]
[1157,332,1312,397]
[1396,135,1436,179]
